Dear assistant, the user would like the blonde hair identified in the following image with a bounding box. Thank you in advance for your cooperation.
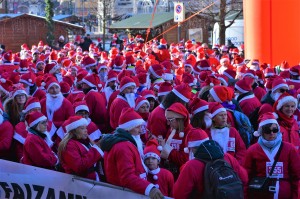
[176,118,185,132]
[57,129,80,159]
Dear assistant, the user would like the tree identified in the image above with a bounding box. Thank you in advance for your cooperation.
[187,0,243,45]
[45,0,55,46]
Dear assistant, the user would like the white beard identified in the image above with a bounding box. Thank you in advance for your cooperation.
[46,93,64,121]
[211,127,230,153]
[55,73,63,83]
[204,114,212,129]
[125,93,136,108]
[104,87,114,103]
[271,92,282,101]
[131,134,144,157]
[0,114,4,125]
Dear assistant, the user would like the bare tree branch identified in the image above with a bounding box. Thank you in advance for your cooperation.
[225,9,243,28]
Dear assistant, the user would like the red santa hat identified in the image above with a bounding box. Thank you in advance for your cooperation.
[118,107,144,131]
[119,76,136,93]
[217,74,229,86]
[135,96,150,111]
[162,69,174,81]
[264,68,276,78]
[143,139,161,162]
[19,59,29,73]
[209,86,232,103]
[81,56,97,68]
[43,76,60,92]
[20,72,36,86]
[166,102,189,138]
[59,81,71,95]
[13,55,20,65]
[234,77,254,93]
[141,89,156,99]
[184,128,209,150]
[171,83,192,103]
[158,82,173,97]
[38,40,44,47]
[112,33,118,40]
[273,93,297,111]
[45,63,60,74]
[242,69,257,79]
[271,77,288,93]
[189,98,209,115]
[223,69,236,80]
[280,61,290,71]
[149,64,164,79]
[209,102,227,118]
[65,116,88,133]
[196,60,211,71]
[25,111,47,128]
[182,72,197,87]
[49,51,58,63]
[253,112,279,137]
[137,72,148,86]
[12,85,27,98]
[204,76,221,87]
[82,74,102,89]
[0,79,13,95]
[23,97,41,113]
[74,101,89,114]
[2,51,13,62]
[107,70,118,83]
[289,65,300,77]
[160,38,167,46]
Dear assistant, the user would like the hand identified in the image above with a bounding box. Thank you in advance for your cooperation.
[157,135,165,147]
[160,129,176,159]
[147,131,157,141]
[149,188,164,199]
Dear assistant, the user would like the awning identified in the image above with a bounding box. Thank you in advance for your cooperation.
[109,12,174,30]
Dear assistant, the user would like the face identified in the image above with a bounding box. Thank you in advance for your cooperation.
[184,66,192,74]
[207,93,215,102]
[165,112,180,130]
[138,102,150,113]
[15,94,27,104]
[221,59,229,66]
[75,126,88,139]
[27,107,41,114]
[81,83,90,90]
[76,110,89,119]
[36,120,47,133]
[213,111,227,127]
[36,63,45,71]
[148,99,155,111]
[128,125,142,135]
[48,84,61,95]
[71,68,77,76]
[108,81,116,89]
[281,101,296,117]
[122,85,135,94]
[262,123,279,141]
[144,157,159,170]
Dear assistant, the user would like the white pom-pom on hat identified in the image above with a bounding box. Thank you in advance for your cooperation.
[228,101,233,105]
[41,82,46,87]
[179,132,184,138]
[157,145,163,151]
[98,84,102,87]
[28,79,32,83]
[153,175,158,180]
[210,83,214,86]
[184,147,189,153]
[0,78,6,83]
[272,112,278,119]
[253,131,260,137]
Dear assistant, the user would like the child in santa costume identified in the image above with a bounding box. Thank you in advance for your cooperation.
[244,112,300,199]
[58,116,103,181]
[143,139,174,197]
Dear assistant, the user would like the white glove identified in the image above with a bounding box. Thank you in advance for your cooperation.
[160,129,176,159]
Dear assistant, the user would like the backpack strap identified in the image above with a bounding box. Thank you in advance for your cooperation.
[269,142,283,177]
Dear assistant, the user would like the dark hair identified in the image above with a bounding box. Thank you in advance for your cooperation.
[162,91,187,109]
[157,95,165,103]
[191,111,206,129]
[147,97,158,111]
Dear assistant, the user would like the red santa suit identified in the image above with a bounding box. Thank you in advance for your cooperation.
[278,116,300,151]
[0,117,14,160]
[60,139,103,180]
[147,167,174,197]
[237,92,262,117]
[147,104,169,138]
[86,118,102,142]
[109,95,131,130]
[206,127,246,164]
[253,86,267,102]
[41,93,74,128]
[174,153,248,199]
[66,90,85,104]
[244,141,300,199]
[84,89,107,132]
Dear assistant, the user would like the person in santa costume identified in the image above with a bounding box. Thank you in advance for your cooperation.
[143,139,174,197]
[174,140,248,199]
[0,101,14,161]
[44,62,63,83]
[148,64,165,85]
[206,102,246,164]
[102,70,117,106]
[40,76,74,128]
[147,83,191,139]
[189,97,212,130]
[109,76,136,130]
[22,111,59,170]
[19,71,46,101]
[100,107,164,199]
[58,115,103,181]
[81,74,107,132]
[234,76,261,117]
[0,78,13,104]
[244,112,300,199]
[272,93,300,151]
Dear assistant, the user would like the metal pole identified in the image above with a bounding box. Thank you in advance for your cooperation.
[82,0,84,24]
[178,22,181,43]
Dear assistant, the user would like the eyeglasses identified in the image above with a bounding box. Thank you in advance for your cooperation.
[279,89,288,93]
[264,128,279,134]
[166,118,176,123]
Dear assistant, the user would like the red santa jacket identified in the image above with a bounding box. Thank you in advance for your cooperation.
[278,119,300,152]
[66,90,85,104]
[60,139,103,180]
[243,141,300,199]
[174,153,248,199]
[0,120,14,160]
[84,89,107,132]
[147,167,174,197]
[206,127,246,164]
[104,141,154,196]
[253,86,267,102]
[86,118,102,142]
[109,95,131,130]
[22,131,58,169]
[147,104,168,138]
[237,92,261,117]
[41,97,74,128]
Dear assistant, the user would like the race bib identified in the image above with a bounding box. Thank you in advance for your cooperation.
[227,137,235,152]
[266,162,283,178]
[170,139,182,151]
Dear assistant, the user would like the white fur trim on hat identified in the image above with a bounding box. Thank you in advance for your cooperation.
[66,118,88,133]
[276,96,298,110]
[119,82,136,93]
[162,73,173,81]
[149,66,162,79]
[235,84,249,94]
[29,115,47,127]
[75,105,89,113]
[272,83,288,93]
[135,100,149,111]
[13,90,27,98]
[258,119,279,128]
[143,152,160,161]
[0,85,9,95]
[192,105,209,115]
[211,107,227,118]
[118,118,145,131]
[85,62,97,68]
[172,88,189,103]
[184,64,193,68]
[188,138,209,148]
[289,70,298,76]
[158,91,170,97]
[107,77,117,83]
[20,79,34,86]
[23,102,41,113]
[49,63,61,74]
[209,88,222,103]
[144,94,156,99]
[81,78,96,88]
[47,82,60,92]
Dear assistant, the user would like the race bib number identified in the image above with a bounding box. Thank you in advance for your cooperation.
[170,139,182,151]
[266,162,283,178]
[227,137,235,152]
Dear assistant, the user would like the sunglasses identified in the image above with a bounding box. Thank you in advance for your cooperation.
[264,128,279,134]
[279,89,288,93]
[166,118,176,123]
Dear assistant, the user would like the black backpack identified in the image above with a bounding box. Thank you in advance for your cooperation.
[199,158,244,199]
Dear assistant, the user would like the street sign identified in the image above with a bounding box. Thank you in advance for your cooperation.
[174,2,185,22]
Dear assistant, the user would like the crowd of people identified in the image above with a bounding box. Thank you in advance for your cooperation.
[0,33,300,199]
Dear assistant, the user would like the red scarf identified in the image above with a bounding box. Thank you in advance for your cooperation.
[277,111,295,129]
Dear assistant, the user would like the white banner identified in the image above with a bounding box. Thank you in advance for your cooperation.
[0,160,161,199]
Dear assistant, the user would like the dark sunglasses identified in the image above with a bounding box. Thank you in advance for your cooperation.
[279,89,288,93]
[264,128,279,134]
